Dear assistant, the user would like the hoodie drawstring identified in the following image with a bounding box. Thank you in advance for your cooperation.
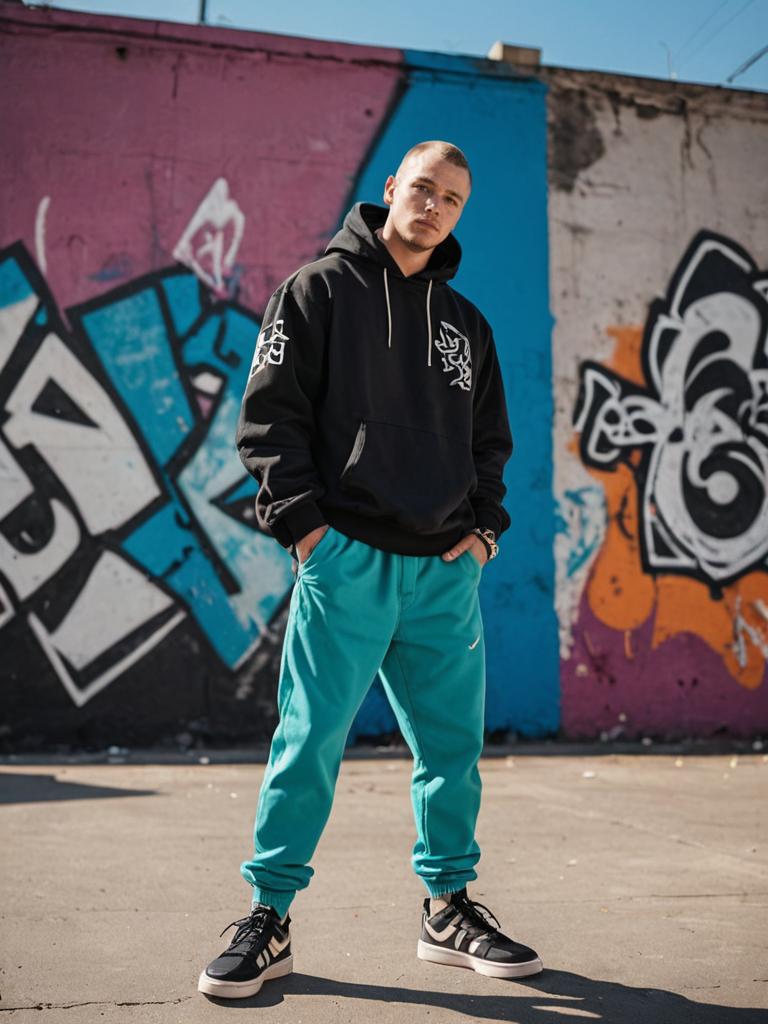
[382,269,435,368]
[426,278,433,367]
[383,268,392,349]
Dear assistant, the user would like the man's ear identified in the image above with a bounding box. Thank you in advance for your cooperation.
[383,174,396,206]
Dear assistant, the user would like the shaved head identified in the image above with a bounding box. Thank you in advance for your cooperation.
[397,141,472,187]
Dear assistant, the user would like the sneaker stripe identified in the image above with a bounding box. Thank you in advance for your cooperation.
[424,918,458,943]
[453,928,468,950]
[268,934,290,956]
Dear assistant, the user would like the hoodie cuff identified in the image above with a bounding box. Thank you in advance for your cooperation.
[278,501,327,550]
[471,501,507,540]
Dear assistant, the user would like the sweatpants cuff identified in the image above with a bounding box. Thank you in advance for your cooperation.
[250,886,294,920]
[422,879,473,898]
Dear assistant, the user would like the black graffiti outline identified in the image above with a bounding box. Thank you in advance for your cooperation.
[573,230,768,590]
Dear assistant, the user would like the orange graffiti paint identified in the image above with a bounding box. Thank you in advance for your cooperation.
[652,574,767,690]
[585,461,655,631]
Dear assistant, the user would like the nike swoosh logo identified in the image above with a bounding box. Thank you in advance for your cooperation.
[468,636,480,650]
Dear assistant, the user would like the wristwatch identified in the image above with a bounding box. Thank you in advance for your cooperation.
[471,528,499,561]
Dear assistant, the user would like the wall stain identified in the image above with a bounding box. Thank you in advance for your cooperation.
[549,87,605,193]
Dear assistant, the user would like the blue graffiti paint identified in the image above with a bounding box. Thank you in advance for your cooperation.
[80,287,195,466]
[163,272,205,338]
[0,254,34,310]
[556,486,607,579]
[120,497,278,668]
[88,252,134,283]
[345,58,559,738]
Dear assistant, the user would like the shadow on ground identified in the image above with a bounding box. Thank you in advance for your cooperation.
[0,772,156,805]
[203,969,766,1022]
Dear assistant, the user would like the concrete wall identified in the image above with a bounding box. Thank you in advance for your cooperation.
[0,6,556,749]
[0,6,765,749]
[545,68,768,739]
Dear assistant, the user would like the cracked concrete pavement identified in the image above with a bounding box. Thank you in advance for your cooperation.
[1,750,767,1022]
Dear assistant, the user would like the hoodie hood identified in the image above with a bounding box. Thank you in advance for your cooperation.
[325,202,462,284]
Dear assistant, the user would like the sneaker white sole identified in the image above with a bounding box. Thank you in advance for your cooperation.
[197,954,293,999]
[417,939,543,979]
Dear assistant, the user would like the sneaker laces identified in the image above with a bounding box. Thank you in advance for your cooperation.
[451,892,502,938]
[219,905,275,948]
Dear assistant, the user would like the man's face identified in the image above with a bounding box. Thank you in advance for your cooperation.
[382,150,470,254]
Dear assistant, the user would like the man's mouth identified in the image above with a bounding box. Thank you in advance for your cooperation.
[414,219,439,232]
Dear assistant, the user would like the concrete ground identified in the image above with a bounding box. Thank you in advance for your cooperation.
[1,750,766,1023]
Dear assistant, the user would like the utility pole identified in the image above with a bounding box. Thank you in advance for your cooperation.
[199,0,208,24]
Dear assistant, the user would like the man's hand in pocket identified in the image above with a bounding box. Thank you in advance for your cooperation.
[296,525,330,564]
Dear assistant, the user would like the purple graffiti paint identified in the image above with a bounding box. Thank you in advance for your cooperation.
[562,596,768,739]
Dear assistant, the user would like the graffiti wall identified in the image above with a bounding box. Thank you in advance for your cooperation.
[547,68,768,738]
[3,7,766,748]
[0,6,555,748]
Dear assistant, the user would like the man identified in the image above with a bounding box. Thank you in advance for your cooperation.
[198,141,543,999]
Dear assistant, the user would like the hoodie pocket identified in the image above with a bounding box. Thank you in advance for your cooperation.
[339,419,476,533]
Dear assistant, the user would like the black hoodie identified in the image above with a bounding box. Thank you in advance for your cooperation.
[236,202,513,556]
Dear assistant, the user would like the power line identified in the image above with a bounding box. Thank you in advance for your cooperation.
[673,0,731,65]
[725,41,768,81]
[677,0,757,72]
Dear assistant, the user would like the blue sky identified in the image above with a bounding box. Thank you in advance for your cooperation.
[24,0,768,90]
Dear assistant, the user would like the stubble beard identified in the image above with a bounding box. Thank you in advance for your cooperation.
[397,224,437,254]
[402,237,433,254]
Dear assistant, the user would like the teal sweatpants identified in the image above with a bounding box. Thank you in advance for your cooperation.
[240,526,486,919]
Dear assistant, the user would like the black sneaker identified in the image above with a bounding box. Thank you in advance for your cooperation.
[417,888,543,979]
[198,903,293,998]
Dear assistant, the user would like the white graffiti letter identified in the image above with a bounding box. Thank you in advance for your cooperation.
[4,333,160,534]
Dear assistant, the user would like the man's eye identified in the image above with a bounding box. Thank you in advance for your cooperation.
[414,183,427,191]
